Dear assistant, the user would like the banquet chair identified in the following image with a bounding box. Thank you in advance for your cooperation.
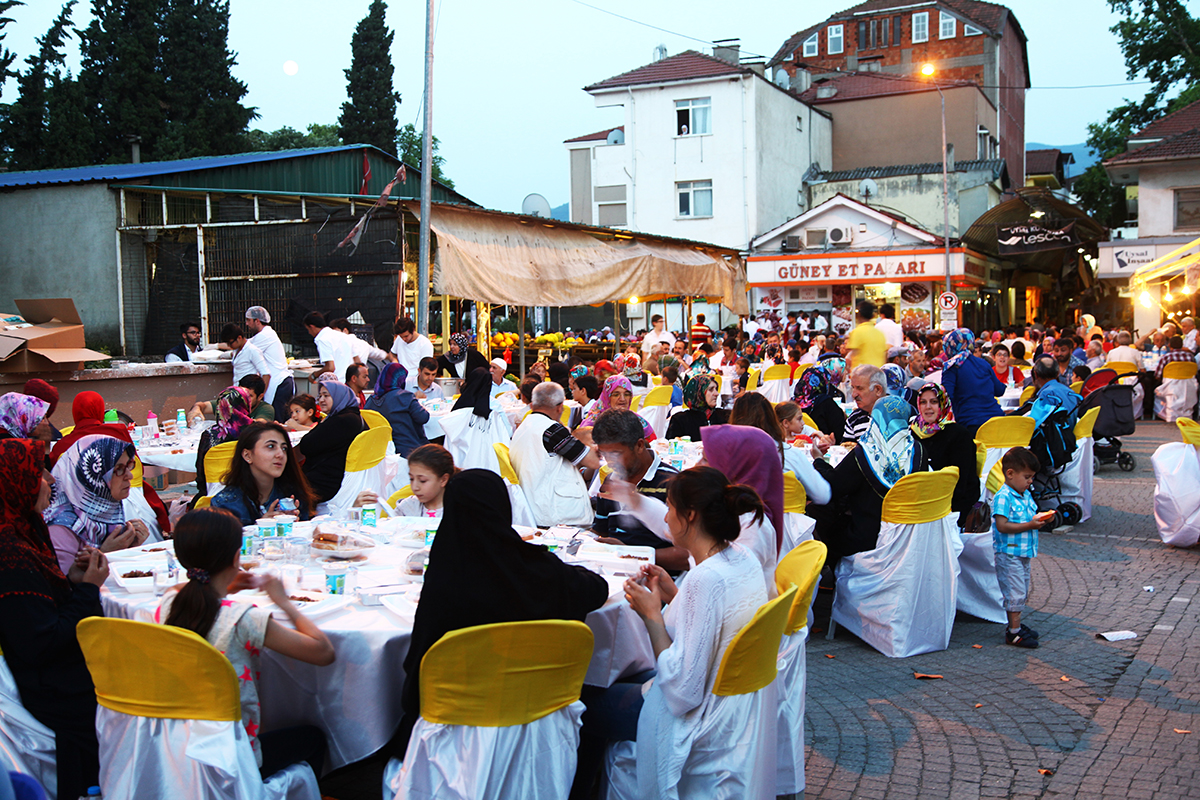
[384,621,593,800]
[76,618,320,800]
[491,443,537,527]
[773,543,826,797]
[1069,380,1083,394]
[757,364,793,404]
[829,468,962,657]
[1155,361,1198,423]
[59,425,74,436]
[123,457,165,543]
[194,495,212,509]
[1105,360,1139,377]
[203,441,238,497]
[1058,407,1100,523]
[1179,417,1200,445]
[974,416,1035,501]
[781,471,816,552]
[326,427,398,516]
[440,406,513,473]
[745,369,761,393]
[1105,361,1143,419]
[0,649,57,798]
[1152,435,1200,547]
[638,386,673,440]
[361,408,390,430]
[802,412,818,431]
[1018,385,1035,406]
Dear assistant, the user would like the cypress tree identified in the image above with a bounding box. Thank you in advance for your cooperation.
[338,0,400,155]
[0,1,77,171]
[0,0,21,99]
[44,72,92,167]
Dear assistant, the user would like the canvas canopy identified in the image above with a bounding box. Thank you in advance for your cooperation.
[1129,235,1200,286]
[406,202,748,315]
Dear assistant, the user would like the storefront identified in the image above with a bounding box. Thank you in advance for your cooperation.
[1097,236,1200,335]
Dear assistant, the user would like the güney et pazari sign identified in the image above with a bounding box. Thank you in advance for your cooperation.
[746,250,972,286]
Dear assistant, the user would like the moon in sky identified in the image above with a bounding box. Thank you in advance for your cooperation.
[282,60,299,76]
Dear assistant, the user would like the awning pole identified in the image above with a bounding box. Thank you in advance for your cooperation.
[614,302,620,359]
[519,306,526,377]
[417,0,435,337]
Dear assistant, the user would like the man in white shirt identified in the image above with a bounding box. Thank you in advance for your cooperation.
[1105,331,1142,367]
[218,323,270,388]
[640,314,676,358]
[812,314,828,333]
[331,317,389,372]
[1182,316,1198,353]
[489,358,518,397]
[303,311,354,380]
[743,316,762,340]
[875,303,904,349]
[389,316,433,390]
[510,382,598,527]
[243,306,295,419]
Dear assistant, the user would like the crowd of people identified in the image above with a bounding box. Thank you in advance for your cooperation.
[0,299,1184,798]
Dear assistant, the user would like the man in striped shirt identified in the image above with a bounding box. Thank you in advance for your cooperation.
[689,313,713,345]
[1155,336,1195,380]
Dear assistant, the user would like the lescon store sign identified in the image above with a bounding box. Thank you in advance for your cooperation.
[747,251,962,286]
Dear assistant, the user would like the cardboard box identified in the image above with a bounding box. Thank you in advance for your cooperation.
[0,298,110,373]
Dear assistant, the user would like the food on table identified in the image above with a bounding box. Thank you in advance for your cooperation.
[289,595,316,603]
[900,283,930,304]
[122,569,152,578]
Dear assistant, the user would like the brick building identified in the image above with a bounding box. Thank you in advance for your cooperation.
[768,0,1029,184]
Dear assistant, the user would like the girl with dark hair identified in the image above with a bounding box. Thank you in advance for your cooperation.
[210,422,316,526]
[297,381,366,504]
[395,444,456,518]
[284,394,320,431]
[0,439,108,798]
[159,510,334,777]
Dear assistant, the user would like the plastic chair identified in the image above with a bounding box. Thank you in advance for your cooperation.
[745,370,761,393]
[773,543,827,797]
[975,416,1035,500]
[1059,407,1101,524]
[0,651,57,798]
[829,468,962,657]
[203,441,238,496]
[1155,361,1198,422]
[327,427,398,515]
[361,408,390,430]
[76,618,320,800]
[1178,418,1200,445]
[758,364,792,403]
[781,471,815,552]
[1105,360,1139,377]
[491,443,537,527]
[384,621,593,800]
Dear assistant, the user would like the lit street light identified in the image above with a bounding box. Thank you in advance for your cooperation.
[921,63,954,320]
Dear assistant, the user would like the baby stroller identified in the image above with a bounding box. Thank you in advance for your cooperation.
[1078,369,1137,472]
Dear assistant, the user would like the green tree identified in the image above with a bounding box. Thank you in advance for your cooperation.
[397,122,453,188]
[156,0,255,159]
[337,0,399,155]
[1075,0,1200,227]
[0,1,76,171]
[0,1,22,99]
[43,72,92,167]
[246,122,342,151]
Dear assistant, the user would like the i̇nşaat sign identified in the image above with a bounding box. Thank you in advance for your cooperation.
[996,222,1078,255]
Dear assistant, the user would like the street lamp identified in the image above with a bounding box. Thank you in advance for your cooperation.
[921,63,954,314]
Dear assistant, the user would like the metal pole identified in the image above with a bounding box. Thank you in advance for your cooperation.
[417,0,434,337]
[939,84,952,302]
[519,306,526,377]
[196,225,209,345]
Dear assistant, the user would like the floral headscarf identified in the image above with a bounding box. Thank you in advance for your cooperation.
[569,364,588,380]
[858,396,920,491]
[686,353,710,379]
[213,386,254,444]
[581,376,657,442]
[910,382,955,440]
[882,364,909,398]
[0,392,49,438]
[375,362,409,396]
[446,333,470,364]
[942,328,975,371]
[793,365,837,410]
[682,375,718,412]
[622,352,642,378]
[0,439,71,604]
[44,434,133,547]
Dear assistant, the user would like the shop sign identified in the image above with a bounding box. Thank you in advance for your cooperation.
[1108,246,1154,275]
[996,222,1078,255]
[747,252,954,285]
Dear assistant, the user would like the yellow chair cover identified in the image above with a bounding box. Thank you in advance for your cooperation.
[713,375,723,394]
[880,467,959,524]
[59,425,74,436]
[642,385,674,407]
[361,408,390,430]
[130,456,144,489]
[1163,361,1198,380]
[1105,360,1138,376]
[782,471,807,512]
[345,427,391,472]
[713,586,796,696]
[975,416,1035,449]
[974,440,987,477]
[1019,385,1035,405]
[493,442,520,485]
[763,364,791,383]
[77,618,240,721]
[420,620,593,727]
[1069,381,1083,394]
[794,364,811,378]
[631,394,642,412]
[560,405,572,427]
[651,374,662,386]
[746,370,761,392]
[194,496,211,509]
[203,441,238,485]
[1074,407,1100,439]
[774,541,827,636]
[1178,418,1200,445]
[387,485,414,507]
[985,461,1006,496]
[801,412,817,430]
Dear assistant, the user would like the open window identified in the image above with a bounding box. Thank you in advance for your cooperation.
[675,97,711,136]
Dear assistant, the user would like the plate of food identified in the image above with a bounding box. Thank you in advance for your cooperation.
[112,566,156,592]
[230,588,350,620]
[380,585,423,619]
[310,526,377,559]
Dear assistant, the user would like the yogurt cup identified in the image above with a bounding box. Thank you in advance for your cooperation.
[256,517,278,538]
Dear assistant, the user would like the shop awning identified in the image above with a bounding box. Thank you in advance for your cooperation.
[1129,235,1200,286]
[961,187,1108,273]
[405,202,748,314]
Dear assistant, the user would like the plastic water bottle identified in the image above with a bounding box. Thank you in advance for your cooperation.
[79,786,102,799]
[146,410,159,438]
[176,408,187,430]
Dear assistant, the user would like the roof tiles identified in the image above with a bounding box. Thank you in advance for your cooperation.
[798,70,977,104]
[1131,98,1200,142]
[1025,148,1069,176]
[564,126,624,144]
[1107,128,1200,166]
[585,50,748,92]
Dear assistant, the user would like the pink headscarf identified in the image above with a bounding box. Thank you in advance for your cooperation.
[700,424,785,552]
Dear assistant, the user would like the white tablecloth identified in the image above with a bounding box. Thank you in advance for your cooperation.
[419,398,579,439]
[137,423,306,473]
[100,526,654,770]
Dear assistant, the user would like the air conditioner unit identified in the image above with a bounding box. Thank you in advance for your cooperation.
[782,235,802,252]
[827,226,854,246]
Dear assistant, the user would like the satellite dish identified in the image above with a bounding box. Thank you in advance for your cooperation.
[653,44,668,62]
[606,128,624,145]
[522,193,553,218]
[859,178,879,201]
[774,68,789,88]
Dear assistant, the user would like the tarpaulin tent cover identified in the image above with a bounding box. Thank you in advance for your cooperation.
[407,202,748,314]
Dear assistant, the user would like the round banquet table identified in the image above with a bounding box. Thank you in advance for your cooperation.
[136,423,307,473]
[100,523,655,771]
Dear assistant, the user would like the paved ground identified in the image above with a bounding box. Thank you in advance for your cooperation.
[316,420,1198,799]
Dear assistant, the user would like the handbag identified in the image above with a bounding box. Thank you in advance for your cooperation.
[961,500,992,533]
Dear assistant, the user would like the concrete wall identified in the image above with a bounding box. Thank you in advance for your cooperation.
[1137,161,1200,237]
[754,80,832,233]
[0,183,121,348]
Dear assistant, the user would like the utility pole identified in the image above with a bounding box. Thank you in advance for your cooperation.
[417,0,434,337]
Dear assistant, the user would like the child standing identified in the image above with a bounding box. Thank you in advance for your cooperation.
[992,447,1054,648]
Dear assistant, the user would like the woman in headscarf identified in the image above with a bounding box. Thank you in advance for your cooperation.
[664,374,729,441]
[22,378,60,438]
[451,366,498,420]
[0,392,51,445]
[792,364,847,442]
[910,382,979,527]
[435,332,489,380]
[396,470,608,754]
[51,391,132,463]
[45,435,148,573]
[594,359,620,384]
[0,439,108,799]
[810,396,928,564]
[882,363,916,407]
[365,362,429,457]
[581,375,657,440]
[194,386,255,496]
[939,327,1005,438]
[298,381,366,504]
[622,352,646,386]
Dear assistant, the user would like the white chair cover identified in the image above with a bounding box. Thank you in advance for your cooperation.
[505,480,538,528]
[757,377,791,404]
[440,408,514,474]
[0,658,56,798]
[831,515,963,658]
[1128,377,1144,421]
[1155,377,1198,423]
[94,707,320,800]
[123,488,165,544]
[1057,436,1094,522]
[1152,442,1200,547]
[781,512,816,554]
[383,702,584,800]
[774,629,807,796]
[954,530,1007,624]
[637,405,669,441]
[978,446,1006,501]
[326,455,400,517]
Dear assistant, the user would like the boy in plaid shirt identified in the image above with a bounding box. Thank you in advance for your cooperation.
[992,447,1055,648]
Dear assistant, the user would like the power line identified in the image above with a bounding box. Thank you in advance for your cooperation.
[564,0,774,60]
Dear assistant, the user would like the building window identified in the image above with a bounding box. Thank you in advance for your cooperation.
[857,21,866,50]
[677,180,713,218]
[796,115,803,131]
[977,127,998,159]
[964,22,982,35]
[1177,188,1200,230]
[940,11,956,39]
[893,15,902,45]
[912,11,929,43]
[675,98,711,136]
[802,32,818,58]
[828,24,843,54]
[882,17,891,47]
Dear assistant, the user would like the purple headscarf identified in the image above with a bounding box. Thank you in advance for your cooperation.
[375,362,409,396]
[700,424,785,553]
[0,392,49,438]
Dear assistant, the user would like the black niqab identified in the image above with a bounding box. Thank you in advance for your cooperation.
[451,367,494,419]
